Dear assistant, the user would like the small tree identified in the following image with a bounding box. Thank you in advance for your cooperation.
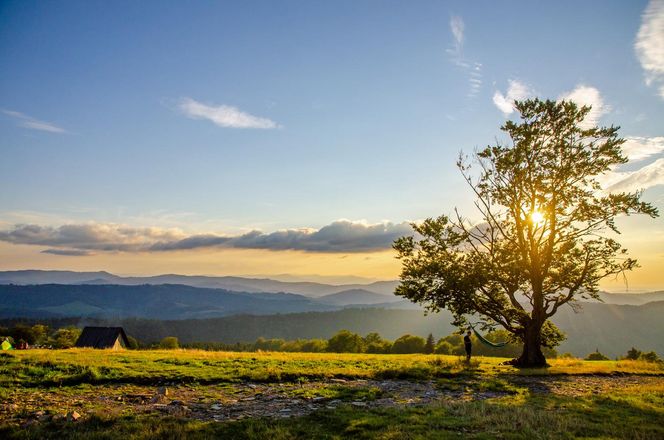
[392,334,426,354]
[585,350,609,361]
[394,99,658,367]
[434,340,453,355]
[625,347,642,360]
[640,351,661,363]
[327,330,364,353]
[50,327,82,349]
[159,336,179,349]
[424,333,435,354]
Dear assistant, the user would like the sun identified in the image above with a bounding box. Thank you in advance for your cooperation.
[531,211,545,225]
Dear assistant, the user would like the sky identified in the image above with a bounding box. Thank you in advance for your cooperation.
[1,0,663,290]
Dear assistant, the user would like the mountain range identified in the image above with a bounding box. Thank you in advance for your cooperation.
[0,270,662,358]
[1,270,660,305]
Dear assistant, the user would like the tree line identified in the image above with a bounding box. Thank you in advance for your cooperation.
[162,328,555,357]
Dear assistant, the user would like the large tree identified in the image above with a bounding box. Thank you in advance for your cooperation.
[393,99,658,367]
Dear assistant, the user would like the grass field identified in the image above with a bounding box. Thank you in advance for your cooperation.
[1,349,663,439]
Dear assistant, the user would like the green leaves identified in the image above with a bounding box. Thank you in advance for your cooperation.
[394,98,658,357]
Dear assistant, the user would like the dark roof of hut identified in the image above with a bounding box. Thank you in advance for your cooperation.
[75,326,129,348]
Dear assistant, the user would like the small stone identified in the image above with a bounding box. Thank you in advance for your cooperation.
[157,386,169,396]
[330,378,347,384]
[312,397,327,402]
[211,404,223,410]
[66,411,81,422]
[279,408,291,412]
[351,401,367,407]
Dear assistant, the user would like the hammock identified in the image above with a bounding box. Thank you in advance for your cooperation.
[469,323,509,348]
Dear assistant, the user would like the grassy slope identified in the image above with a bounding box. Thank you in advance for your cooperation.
[1,350,663,439]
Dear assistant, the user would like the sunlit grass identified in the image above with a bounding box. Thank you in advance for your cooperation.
[2,349,661,389]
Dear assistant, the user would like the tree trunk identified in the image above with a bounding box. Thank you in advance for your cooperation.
[513,322,547,367]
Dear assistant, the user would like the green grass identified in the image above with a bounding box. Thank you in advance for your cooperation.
[1,349,663,439]
[2,349,661,389]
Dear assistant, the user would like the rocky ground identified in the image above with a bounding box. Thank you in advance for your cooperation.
[2,375,662,428]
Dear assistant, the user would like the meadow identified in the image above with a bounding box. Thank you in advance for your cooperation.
[1,349,663,439]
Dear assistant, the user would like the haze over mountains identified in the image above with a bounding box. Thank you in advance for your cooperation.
[1,270,663,358]
[1,270,661,305]
[0,270,400,298]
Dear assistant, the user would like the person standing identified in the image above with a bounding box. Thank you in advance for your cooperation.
[464,330,472,361]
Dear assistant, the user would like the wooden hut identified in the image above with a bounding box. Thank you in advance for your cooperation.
[75,327,129,350]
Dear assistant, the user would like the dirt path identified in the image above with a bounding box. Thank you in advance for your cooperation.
[3,375,663,426]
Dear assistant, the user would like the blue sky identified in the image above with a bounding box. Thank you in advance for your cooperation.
[1,1,663,287]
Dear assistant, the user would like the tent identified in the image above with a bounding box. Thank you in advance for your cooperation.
[1,339,13,350]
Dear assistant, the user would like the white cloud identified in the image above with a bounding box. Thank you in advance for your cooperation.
[2,109,67,133]
[492,80,533,116]
[558,85,610,128]
[450,16,464,52]
[179,98,279,129]
[606,158,664,193]
[621,136,664,162]
[635,0,664,99]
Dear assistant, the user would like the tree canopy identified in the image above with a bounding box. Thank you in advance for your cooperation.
[394,98,658,367]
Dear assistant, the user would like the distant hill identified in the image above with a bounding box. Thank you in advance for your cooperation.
[597,291,664,305]
[0,270,399,298]
[3,271,660,306]
[0,284,342,320]
[319,289,402,305]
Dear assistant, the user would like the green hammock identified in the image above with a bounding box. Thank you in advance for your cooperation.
[469,324,509,348]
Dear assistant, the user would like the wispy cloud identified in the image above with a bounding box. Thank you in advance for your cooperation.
[450,16,464,53]
[179,98,279,129]
[492,80,534,116]
[635,0,664,99]
[604,158,664,193]
[2,109,67,133]
[0,220,413,254]
[446,16,482,99]
[558,85,610,128]
[621,136,664,163]
[597,136,664,193]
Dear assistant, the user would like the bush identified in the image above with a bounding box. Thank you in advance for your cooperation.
[392,334,426,354]
[327,330,364,353]
[126,335,139,350]
[640,351,661,363]
[49,327,82,349]
[585,350,609,361]
[625,347,642,360]
[366,341,392,354]
[159,336,179,349]
[434,340,453,355]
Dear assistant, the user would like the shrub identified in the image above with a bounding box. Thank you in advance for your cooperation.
[434,340,453,355]
[639,351,661,363]
[625,347,642,360]
[159,337,179,349]
[585,350,609,361]
[327,330,364,353]
[392,335,426,354]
